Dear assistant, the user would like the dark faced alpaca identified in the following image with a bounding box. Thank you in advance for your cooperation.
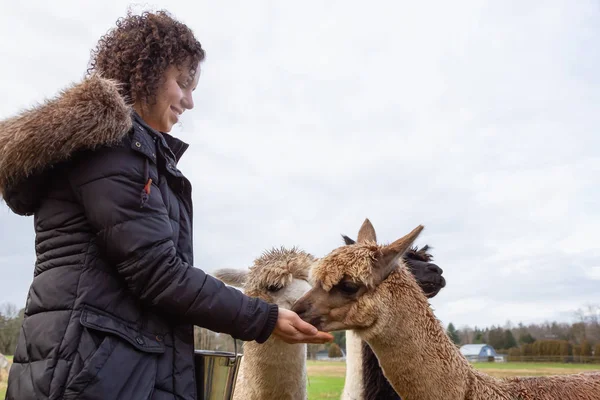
[342,235,445,296]
[341,235,446,400]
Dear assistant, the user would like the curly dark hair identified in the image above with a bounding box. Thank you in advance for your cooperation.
[88,10,205,105]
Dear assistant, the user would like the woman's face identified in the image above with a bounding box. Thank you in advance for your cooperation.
[135,61,200,133]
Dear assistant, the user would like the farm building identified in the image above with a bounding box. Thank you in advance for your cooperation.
[314,349,346,361]
[459,344,501,362]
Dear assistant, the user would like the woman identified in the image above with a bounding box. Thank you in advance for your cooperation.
[0,10,331,400]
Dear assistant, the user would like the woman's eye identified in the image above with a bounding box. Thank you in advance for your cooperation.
[339,282,360,295]
[267,285,282,293]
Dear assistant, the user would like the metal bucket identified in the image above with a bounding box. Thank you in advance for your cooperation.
[194,339,242,400]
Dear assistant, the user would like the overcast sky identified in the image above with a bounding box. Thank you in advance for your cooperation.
[1,0,599,331]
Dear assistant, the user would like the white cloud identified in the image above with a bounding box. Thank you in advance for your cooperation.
[585,267,600,281]
[1,0,599,330]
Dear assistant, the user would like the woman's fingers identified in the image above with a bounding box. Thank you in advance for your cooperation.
[272,308,334,344]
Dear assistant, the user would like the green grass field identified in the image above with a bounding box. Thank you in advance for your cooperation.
[1,358,599,399]
[0,356,13,398]
[0,356,10,399]
[307,375,345,399]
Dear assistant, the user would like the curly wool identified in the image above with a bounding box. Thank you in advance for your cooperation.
[214,247,316,400]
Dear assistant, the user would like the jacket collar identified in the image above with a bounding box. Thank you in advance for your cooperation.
[0,74,132,195]
[132,112,189,162]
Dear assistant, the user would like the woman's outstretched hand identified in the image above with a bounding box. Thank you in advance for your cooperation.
[272,308,334,344]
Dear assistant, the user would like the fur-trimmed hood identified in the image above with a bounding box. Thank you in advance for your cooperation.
[0,75,132,194]
[0,75,132,213]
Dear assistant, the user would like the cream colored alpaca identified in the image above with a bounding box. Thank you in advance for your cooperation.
[214,247,315,400]
[341,330,364,400]
[293,219,600,400]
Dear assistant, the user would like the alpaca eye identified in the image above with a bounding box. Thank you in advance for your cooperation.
[338,282,360,295]
[267,284,282,292]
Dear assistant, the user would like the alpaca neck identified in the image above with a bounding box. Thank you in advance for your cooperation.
[235,337,307,400]
[361,268,491,400]
[341,330,364,400]
[361,340,401,400]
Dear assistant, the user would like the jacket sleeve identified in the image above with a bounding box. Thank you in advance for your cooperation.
[68,144,278,343]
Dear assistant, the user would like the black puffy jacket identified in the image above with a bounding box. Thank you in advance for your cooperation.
[0,75,278,400]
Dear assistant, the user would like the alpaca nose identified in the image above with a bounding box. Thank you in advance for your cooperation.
[291,298,310,318]
[427,263,443,275]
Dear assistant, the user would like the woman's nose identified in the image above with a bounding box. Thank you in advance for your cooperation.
[182,93,194,111]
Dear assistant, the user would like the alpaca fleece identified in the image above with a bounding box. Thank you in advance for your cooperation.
[216,247,316,400]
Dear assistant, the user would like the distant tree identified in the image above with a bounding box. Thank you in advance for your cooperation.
[307,344,327,360]
[559,340,571,357]
[569,322,587,344]
[473,327,485,344]
[521,343,533,358]
[586,304,600,342]
[572,345,582,363]
[487,327,505,350]
[446,323,461,345]
[328,343,343,358]
[332,330,346,351]
[503,330,517,349]
[575,304,600,343]
[518,332,536,345]
[581,340,592,363]
[458,325,474,344]
[507,347,521,362]
[0,303,23,355]
[549,321,569,340]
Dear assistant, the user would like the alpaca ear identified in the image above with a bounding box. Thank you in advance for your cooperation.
[213,268,248,288]
[341,235,356,245]
[357,218,377,243]
[375,225,424,282]
[404,244,434,262]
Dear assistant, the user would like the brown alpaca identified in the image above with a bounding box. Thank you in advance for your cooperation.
[340,234,444,400]
[292,219,600,400]
[214,247,316,400]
